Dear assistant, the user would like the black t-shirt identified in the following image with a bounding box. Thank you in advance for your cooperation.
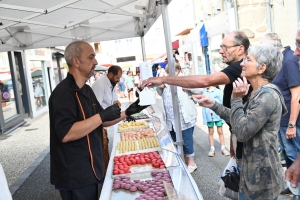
[49,73,105,189]
[221,60,252,159]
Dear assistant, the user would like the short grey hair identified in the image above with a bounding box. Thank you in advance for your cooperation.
[64,40,91,67]
[247,44,282,82]
[228,31,250,53]
[259,32,283,49]
[165,64,181,74]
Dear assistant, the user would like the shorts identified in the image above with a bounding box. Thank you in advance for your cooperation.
[127,88,133,92]
[207,120,223,128]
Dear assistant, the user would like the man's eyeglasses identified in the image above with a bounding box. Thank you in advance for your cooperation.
[220,44,240,51]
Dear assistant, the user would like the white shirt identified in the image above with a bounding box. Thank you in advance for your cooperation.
[92,75,118,109]
[162,84,196,131]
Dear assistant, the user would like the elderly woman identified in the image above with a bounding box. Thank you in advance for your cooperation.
[193,44,287,200]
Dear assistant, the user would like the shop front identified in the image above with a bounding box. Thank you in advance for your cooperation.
[24,48,56,118]
[0,51,27,134]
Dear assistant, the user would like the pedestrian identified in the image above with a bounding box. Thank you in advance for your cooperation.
[34,81,44,108]
[202,85,229,157]
[49,40,149,200]
[92,65,122,173]
[133,72,140,87]
[125,71,134,102]
[119,71,127,98]
[156,64,166,77]
[142,31,252,165]
[160,64,203,173]
[260,32,300,196]
[285,23,300,193]
[194,44,287,200]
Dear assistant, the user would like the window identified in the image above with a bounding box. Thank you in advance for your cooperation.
[126,39,133,50]
[94,42,101,53]
[115,40,122,51]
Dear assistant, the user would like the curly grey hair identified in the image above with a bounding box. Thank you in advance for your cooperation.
[64,41,91,67]
[247,44,282,82]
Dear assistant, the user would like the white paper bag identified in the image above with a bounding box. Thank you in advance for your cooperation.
[139,87,156,106]
[0,164,12,200]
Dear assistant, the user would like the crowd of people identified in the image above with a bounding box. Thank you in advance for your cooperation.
[143,27,300,199]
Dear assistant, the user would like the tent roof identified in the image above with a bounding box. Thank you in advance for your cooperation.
[0,0,169,52]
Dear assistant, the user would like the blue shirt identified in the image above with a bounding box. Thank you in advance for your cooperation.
[202,87,224,125]
[125,76,134,89]
[272,46,300,127]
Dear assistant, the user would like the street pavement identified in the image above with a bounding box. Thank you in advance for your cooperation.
[0,97,296,200]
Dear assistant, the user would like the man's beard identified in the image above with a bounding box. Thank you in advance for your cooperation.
[109,78,117,88]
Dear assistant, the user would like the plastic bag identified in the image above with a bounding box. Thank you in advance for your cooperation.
[218,179,238,200]
[139,87,156,106]
[221,166,240,192]
[217,157,239,199]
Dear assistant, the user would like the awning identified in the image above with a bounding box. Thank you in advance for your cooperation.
[31,70,42,78]
[150,53,167,63]
[121,65,132,69]
[172,40,179,49]
[94,65,108,71]
[0,0,170,52]
[100,64,113,67]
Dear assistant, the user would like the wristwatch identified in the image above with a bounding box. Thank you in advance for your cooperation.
[288,122,296,128]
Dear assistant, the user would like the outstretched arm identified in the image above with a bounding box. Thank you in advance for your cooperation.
[142,72,230,88]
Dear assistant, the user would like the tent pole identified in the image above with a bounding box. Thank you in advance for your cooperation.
[161,0,184,161]
[141,36,147,61]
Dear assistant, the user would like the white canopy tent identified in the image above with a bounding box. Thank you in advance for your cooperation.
[0,0,160,51]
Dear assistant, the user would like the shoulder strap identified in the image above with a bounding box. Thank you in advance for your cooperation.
[75,92,100,180]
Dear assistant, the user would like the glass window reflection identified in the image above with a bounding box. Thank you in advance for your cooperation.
[0,52,17,120]
[30,61,46,111]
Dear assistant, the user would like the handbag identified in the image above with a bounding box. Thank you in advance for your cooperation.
[221,166,240,192]
[217,157,239,199]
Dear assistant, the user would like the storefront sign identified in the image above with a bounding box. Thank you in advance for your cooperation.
[199,25,208,47]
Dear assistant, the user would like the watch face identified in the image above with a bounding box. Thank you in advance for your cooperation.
[289,123,295,128]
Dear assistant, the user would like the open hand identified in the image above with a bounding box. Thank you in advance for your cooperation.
[141,77,164,88]
[285,155,300,187]
[192,94,215,108]
[232,77,250,98]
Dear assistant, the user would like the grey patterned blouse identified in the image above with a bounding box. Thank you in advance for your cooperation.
[210,83,287,200]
